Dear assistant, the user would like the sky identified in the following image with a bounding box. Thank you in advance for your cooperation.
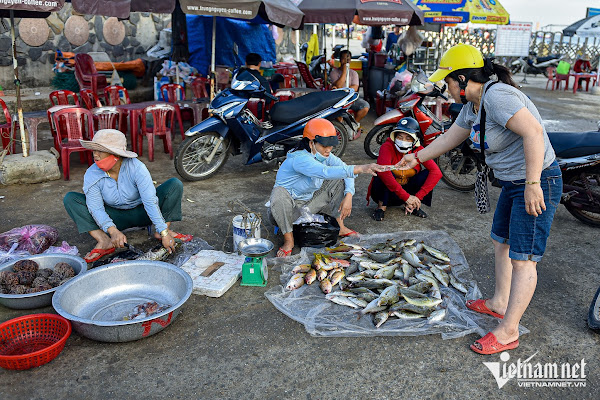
[499,0,596,30]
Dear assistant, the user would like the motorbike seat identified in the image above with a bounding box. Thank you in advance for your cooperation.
[547,131,600,158]
[536,55,556,64]
[269,90,348,124]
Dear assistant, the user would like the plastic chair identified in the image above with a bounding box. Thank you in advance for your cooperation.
[91,106,123,130]
[138,103,175,161]
[555,66,571,91]
[0,98,14,154]
[50,107,94,180]
[247,99,266,121]
[49,90,80,106]
[104,85,130,106]
[191,77,209,100]
[295,61,325,90]
[160,83,185,102]
[74,53,108,95]
[79,89,102,109]
[283,74,299,88]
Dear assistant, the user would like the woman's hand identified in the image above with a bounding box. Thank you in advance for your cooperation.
[338,193,353,220]
[395,153,419,170]
[355,163,385,176]
[107,227,127,248]
[524,184,546,217]
[162,233,177,254]
[405,195,421,211]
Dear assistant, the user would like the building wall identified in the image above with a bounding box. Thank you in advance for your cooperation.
[0,5,170,89]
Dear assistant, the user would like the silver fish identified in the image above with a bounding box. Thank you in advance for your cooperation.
[402,264,415,280]
[320,278,333,294]
[449,274,468,294]
[417,268,435,279]
[357,292,379,303]
[415,273,441,299]
[346,274,365,282]
[359,261,386,270]
[291,264,311,274]
[360,269,377,278]
[357,299,388,318]
[407,281,433,294]
[392,310,426,320]
[326,294,360,309]
[351,278,396,289]
[349,297,369,308]
[393,269,404,280]
[330,270,345,286]
[316,268,328,282]
[377,284,401,306]
[428,308,447,323]
[422,244,451,263]
[430,266,450,287]
[374,310,390,328]
[407,277,420,286]
[402,294,443,308]
[374,265,397,280]
[389,301,433,316]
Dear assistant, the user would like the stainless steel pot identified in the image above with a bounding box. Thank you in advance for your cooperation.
[52,261,193,342]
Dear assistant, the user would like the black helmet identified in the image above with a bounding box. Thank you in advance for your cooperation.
[390,117,421,147]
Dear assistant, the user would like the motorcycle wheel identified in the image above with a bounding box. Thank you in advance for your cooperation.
[174,132,230,181]
[437,147,478,192]
[364,123,394,159]
[563,170,600,227]
[330,119,348,158]
[588,286,600,331]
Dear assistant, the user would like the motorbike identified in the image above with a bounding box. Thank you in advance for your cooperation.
[174,70,358,181]
[511,52,562,76]
[363,70,478,191]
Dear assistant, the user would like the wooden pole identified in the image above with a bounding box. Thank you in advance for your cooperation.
[10,10,28,157]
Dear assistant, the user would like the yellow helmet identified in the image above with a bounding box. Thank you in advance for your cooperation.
[429,44,484,83]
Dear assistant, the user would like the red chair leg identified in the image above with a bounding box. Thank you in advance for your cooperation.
[62,149,70,181]
[148,134,155,162]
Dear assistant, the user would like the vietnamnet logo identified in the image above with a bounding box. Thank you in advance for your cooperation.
[483,352,587,389]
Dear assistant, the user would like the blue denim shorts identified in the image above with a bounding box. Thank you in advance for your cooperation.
[490,161,562,262]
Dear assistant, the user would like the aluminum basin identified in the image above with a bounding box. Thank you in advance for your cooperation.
[52,261,193,342]
[0,254,88,309]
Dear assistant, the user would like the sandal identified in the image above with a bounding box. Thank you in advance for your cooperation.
[410,208,428,218]
[466,299,504,319]
[470,332,519,355]
[339,230,359,238]
[84,247,115,263]
[372,209,385,221]
[172,232,193,242]
[277,247,292,258]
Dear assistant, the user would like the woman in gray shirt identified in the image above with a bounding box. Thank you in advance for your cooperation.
[400,44,562,355]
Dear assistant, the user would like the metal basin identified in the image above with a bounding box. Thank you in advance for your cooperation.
[238,238,273,257]
[52,261,193,343]
[0,254,88,310]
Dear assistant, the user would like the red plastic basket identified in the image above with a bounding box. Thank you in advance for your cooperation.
[0,313,71,370]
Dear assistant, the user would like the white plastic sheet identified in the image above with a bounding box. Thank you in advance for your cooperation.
[265,231,529,339]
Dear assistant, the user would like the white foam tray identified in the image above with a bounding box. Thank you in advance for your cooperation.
[180,250,246,297]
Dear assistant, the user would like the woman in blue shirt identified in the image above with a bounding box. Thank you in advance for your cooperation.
[63,129,192,263]
[269,119,383,257]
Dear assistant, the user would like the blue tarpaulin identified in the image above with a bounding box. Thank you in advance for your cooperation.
[187,15,276,76]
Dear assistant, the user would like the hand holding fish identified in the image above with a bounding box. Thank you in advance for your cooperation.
[161,232,177,254]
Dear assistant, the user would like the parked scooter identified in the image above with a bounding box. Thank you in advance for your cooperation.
[363,70,477,191]
[511,52,562,77]
[174,70,358,181]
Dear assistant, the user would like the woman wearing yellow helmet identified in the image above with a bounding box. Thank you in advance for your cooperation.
[268,118,384,257]
[400,44,562,355]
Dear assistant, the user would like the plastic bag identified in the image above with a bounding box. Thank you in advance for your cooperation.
[265,231,529,339]
[293,206,326,225]
[387,70,412,93]
[293,214,339,248]
[398,26,424,56]
[0,225,58,254]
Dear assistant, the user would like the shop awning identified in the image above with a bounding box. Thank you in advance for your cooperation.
[411,0,509,25]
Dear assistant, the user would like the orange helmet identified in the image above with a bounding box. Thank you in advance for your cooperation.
[303,118,339,147]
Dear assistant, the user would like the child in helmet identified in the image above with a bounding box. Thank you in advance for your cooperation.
[268,118,384,257]
[367,117,442,220]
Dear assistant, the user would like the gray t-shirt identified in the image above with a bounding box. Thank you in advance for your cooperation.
[454,81,555,181]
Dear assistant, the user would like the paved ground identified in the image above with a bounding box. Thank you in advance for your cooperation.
[1,75,599,399]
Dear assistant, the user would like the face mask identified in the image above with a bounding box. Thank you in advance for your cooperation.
[311,142,329,163]
[95,154,119,172]
[394,139,413,153]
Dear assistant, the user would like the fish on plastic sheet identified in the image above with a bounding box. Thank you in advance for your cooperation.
[286,273,306,290]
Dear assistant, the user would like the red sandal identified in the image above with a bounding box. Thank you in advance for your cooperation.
[471,332,519,355]
[277,247,292,258]
[84,247,115,263]
[466,299,504,319]
[339,230,359,238]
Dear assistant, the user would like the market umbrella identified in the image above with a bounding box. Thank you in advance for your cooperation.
[411,0,509,25]
[1,0,177,157]
[563,14,600,37]
[295,0,424,26]
[179,0,304,97]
